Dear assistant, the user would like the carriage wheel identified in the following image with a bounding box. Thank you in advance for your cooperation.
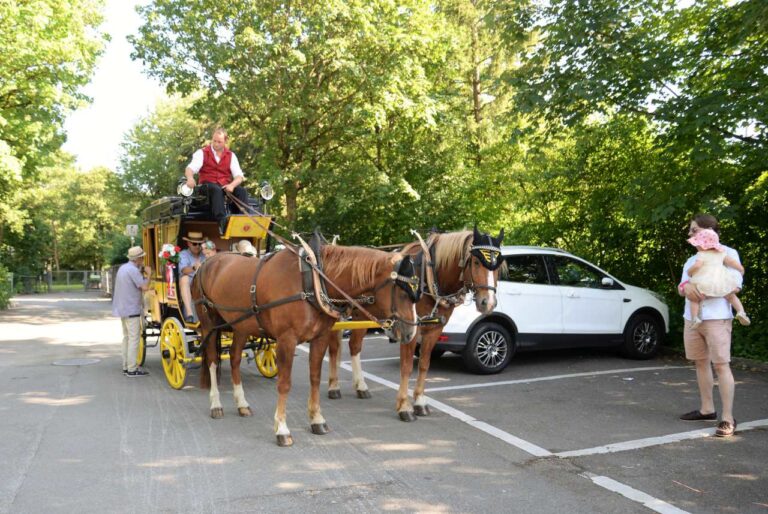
[255,341,278,378]
[160,317,187,389]
[136,331,146,367]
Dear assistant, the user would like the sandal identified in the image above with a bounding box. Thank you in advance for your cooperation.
[715,419,737,437]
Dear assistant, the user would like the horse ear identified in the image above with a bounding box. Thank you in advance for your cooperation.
[496,228,505,245]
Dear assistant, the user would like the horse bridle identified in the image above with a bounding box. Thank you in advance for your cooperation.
[462,242,502,295]
[348,257,421,331]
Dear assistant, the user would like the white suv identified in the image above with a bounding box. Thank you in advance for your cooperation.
[439,246,670,374]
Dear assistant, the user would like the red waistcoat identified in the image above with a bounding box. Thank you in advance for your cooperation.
[199,146,233,186]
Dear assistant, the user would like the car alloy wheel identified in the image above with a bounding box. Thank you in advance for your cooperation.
[463,322,514,374]
[622,314,662,360]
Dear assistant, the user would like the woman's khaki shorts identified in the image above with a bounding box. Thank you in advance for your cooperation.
[683,319,732,363]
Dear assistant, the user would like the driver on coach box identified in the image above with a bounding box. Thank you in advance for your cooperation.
[184,127,250,235]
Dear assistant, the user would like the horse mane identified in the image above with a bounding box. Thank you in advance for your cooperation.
[321,246,390,290]
[431,230,472,272]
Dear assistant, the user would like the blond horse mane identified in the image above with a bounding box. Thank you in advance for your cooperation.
[431,231,472,272]
[321,245,392,290]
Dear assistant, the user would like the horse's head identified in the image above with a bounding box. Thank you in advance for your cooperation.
[374,254,420,344]
[464,226,504,314]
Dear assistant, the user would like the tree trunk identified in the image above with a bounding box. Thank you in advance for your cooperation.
[52,220,60,271]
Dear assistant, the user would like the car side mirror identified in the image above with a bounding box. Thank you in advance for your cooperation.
[601,277,614,288]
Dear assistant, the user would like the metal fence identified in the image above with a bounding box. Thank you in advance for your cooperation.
[10,269,110,294]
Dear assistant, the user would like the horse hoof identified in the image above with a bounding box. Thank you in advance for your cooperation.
[414,405,430,417]
[276,434,294,447]
[238,407,253,417]
[356,389,372,399]
[328,389,342,400]
[210,408,224,419]
[398,410,417,422]
[310,423,330,435]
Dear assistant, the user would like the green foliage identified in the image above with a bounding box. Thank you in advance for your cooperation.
[0,0,107,232]
[0,264,12,309]
[119,95,208,207]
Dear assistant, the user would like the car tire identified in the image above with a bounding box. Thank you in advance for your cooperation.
[622,313,662,359]
[462,322,514,374]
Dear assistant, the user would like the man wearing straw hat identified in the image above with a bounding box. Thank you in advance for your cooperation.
[179,231,207,323]
[112,246,152,377]
[184,127,250,235]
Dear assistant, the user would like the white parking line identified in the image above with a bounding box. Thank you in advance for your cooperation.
[424,366,688,393]
[583,473,691,514]
[330,357,553,457]
[558,418,768,458]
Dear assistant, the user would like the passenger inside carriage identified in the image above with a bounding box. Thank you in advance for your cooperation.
[178,231,206,323]
[183,127,250,236]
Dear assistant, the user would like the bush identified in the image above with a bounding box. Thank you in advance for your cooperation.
[0,264,12,309]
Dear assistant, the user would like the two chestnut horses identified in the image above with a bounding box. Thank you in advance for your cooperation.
[192,244,419,446]
[327,227,504,420]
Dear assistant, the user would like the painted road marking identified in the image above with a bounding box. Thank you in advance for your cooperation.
[583,473,690,514]
[558,418,768,458]
[424,366,688,392]
[297,345,552,457]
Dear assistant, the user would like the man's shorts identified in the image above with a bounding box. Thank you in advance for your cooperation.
[684,319,732,363]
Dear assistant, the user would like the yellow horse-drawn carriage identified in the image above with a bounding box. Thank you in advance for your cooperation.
[137,184,279,388]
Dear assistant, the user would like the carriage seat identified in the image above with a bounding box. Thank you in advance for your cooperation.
[184,188,263,220]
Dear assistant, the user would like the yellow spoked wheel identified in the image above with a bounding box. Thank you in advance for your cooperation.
[160,317,187,389]
[136,331,146,367]
[255,341,278,378]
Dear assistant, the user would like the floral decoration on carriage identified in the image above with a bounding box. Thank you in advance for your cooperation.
[158,243,181,266]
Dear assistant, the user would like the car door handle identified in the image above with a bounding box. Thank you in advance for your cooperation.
[623,298,631,303]
[566,291,579,298]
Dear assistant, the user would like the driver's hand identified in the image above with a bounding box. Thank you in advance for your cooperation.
[224,183,235,193]
[186,178,195,189]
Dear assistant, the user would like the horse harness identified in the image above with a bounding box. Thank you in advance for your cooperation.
[411,230,502,321]
[193,241,420,343]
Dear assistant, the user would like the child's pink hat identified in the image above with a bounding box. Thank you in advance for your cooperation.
[687,228,725,252]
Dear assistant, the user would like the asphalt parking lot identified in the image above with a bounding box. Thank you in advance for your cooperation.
[1,292,766,513]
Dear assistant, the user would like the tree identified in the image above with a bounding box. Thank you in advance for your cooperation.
[130,0,461,229]
[119,95,208,207]
[0,0,107,238]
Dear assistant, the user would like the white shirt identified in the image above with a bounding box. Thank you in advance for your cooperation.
[187,146,244,179]
[680,244,742,320]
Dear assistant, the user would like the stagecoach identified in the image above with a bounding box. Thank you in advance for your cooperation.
[137,182,279,388]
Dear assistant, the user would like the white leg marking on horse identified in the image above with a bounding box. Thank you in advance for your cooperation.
[233,383,249,409]
[414,395,428,408]
[310,411,326,425]
[351,355,368,391]
[274,415,290,436]
[209,363,222,409]
[487,270,496,308]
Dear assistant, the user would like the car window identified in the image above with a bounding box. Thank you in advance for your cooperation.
[550,256,605,289]
[500,254,549,284]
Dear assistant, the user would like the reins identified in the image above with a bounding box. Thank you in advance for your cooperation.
[195,191,418,332]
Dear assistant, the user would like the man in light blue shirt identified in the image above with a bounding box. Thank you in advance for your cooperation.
[113,246,151,377]
[179,231,206,323]
[678,214,742,437]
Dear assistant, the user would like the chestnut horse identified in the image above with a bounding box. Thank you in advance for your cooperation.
[327,227,504,420]
[192,245,419,446]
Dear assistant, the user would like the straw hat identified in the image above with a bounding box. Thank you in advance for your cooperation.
[127,246,146,260]
[182,231,205,243]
